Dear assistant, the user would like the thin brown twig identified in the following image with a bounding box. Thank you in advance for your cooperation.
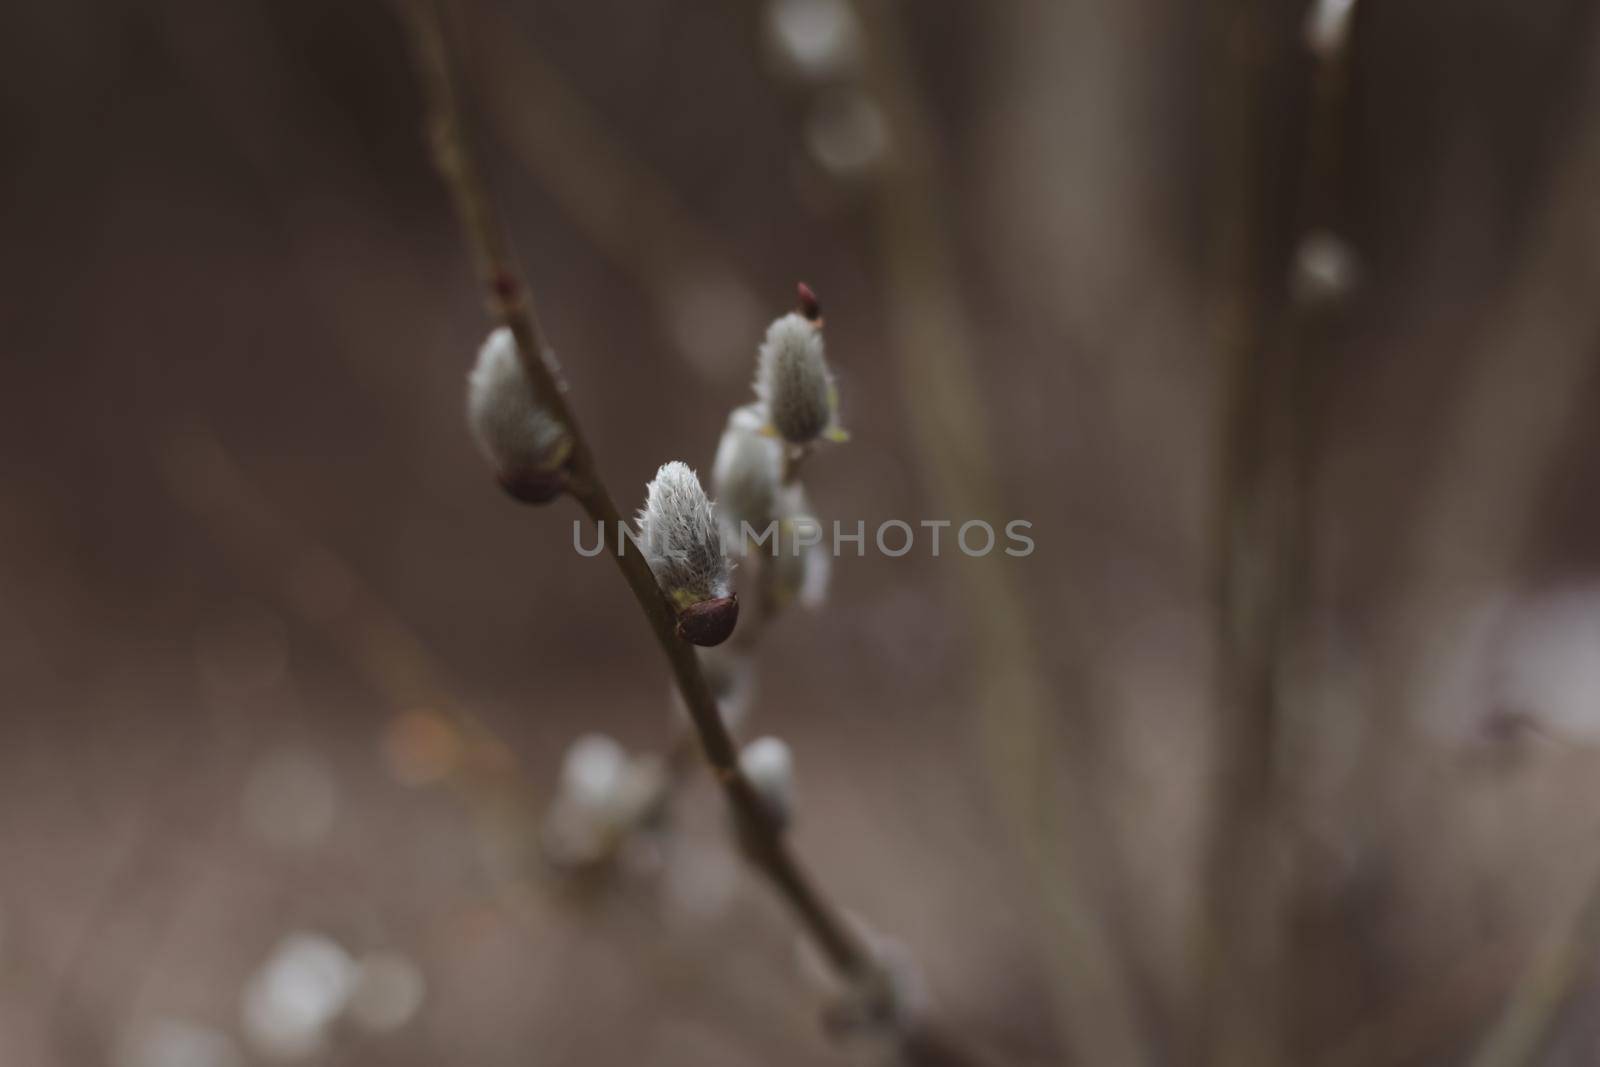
[1201,1,1363,1061]
[396,0,975,1049]
[1199,0,1353,1060]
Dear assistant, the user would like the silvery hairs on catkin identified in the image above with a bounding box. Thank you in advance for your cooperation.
[755,313,839,445]
[712,402,784,540]
[466,327,572,501]
[636,461,733,609]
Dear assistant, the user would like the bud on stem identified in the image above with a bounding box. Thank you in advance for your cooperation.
[636,461,739,646]
[755,289,845,446]
[740,736,795,828]
[466,327,573,503]
[713,403,785,544]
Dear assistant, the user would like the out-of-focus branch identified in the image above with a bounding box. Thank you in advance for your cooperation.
[1197,5,1292,1054]
[1199,0,1359,1062]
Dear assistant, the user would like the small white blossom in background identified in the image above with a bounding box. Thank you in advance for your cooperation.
[766,0,862,79]
[240,932,357,1060]
[561,733,629,812]
[614,755,668,824]
[756,313,845,446]
[805,89,888,177]
[1292,230,1359,306]
[117,1019,242,1067]
[347,951,427,1033]
[713,403,785,545]
[740,736,796,827]
[663,272,766,383]
[1304,0,1358,58]
[671,645,758,735]
[241,749,338,849]
[467,327,573,503]
[1498,586,1600,742]
[636,461,739,646]
[542,733,668,868]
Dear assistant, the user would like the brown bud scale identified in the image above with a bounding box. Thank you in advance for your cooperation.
[498,465,569,505]
[676,594,739,647]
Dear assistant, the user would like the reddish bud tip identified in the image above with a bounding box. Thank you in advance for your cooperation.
[497,466,568,505]
[676,594,739,647]
[796,282,822,322]
[491,272,520,303]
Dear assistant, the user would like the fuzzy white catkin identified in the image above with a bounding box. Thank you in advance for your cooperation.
[755,313,840,445]
[636,461,733,609]
[467,327,571,483]
[740,736,795,826]
[713,403,784,542]
[768,485,831,611]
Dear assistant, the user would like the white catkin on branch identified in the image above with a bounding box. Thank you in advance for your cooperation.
[756,313,844,445]
[466,327,573,502]
[401,2,975,1054]
[713,402,785,541]
[636,461,739,645]
[740,736,796,827]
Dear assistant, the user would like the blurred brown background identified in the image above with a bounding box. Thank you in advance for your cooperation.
[5,0,1600,1064]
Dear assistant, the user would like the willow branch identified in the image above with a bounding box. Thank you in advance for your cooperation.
[399,0,883,1002]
